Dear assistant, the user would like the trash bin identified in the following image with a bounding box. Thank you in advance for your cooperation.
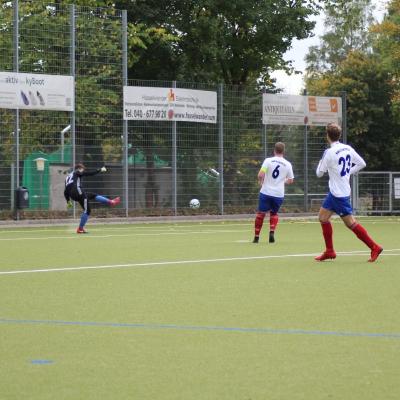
[16,187,29,209]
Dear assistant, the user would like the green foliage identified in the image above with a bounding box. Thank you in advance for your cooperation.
[306,0,375,75]
[305,0,400,170]
[116,0,320,86]
[308,51,396,169]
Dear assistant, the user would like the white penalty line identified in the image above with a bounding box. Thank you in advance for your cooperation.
[1,249,399,276]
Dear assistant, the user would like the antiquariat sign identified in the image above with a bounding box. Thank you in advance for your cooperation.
[0,71,74,112]
[123,86,217,124]
[262,93,342,126]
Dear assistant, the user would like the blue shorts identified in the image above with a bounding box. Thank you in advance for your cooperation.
[322,192,353,216]
[258,193,283,214]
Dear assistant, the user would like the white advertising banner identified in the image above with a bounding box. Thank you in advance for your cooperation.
[262,93,342,126]
[263,94,306,125]
[306,96,342,126]
[0,71,74,111]
[123,86,217,123]
[394,178,400,200]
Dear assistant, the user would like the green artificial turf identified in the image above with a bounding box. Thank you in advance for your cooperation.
[0,217,399,399]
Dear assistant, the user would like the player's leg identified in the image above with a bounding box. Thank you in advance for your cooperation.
[341,215,383,262]
[253,193,269,243]
[77,195,90,234]
[89,192,121,207]
[315,193,336,261]
[268,197,283,243]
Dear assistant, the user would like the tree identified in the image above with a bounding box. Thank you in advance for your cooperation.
[306,0,375,75]
[307,51,396,170]
[372,0,400,127]
[116,0,321,86]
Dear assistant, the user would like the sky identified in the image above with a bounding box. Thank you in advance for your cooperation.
[272,0,390,94]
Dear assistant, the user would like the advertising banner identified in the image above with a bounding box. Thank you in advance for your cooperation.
[394,178,400,200]
[123,86,217,123]
[262,93,342,126]
[306,96,342,126]
[0,72,74,111]
[262,94,306,125]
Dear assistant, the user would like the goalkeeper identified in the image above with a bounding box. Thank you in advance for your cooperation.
[64,163,120,234]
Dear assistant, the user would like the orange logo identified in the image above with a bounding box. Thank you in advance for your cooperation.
[308,96,317,112]
[330,99,338,112]
[167,89,175,102]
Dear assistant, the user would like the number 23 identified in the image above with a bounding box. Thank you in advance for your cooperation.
[338,154,351,177]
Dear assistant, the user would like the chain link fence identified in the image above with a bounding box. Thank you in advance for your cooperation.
[354,172,400,214]
[3,1,395,220]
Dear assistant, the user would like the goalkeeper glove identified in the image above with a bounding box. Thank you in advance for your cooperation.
[100,166,107,173]
[67,200,73,209]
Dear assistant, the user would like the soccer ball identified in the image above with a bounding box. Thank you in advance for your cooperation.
[189,198,200,209]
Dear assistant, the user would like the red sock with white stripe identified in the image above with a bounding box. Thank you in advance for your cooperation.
[270,213,279,232]
[254,212,265,237]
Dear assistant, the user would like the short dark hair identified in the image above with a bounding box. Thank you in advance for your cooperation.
[274,142,285,154]
[326,123,342,142]
[74,163,85,170]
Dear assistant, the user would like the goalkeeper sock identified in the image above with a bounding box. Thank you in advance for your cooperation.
[79,212,89,229]
[320,221,334,251]
[270,213,279,232]
[254,212,266,237]
[95,195,110,205]
[350,223,377,250]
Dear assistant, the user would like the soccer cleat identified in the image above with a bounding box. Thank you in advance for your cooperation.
[110,197,121,207]
[315,250,336,261]
[368,246,383,263]
[252,236,259,243]
[76,227,88,234]
[269,231,275,243]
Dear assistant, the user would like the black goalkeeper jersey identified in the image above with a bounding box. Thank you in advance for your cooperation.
[64,169,100,201]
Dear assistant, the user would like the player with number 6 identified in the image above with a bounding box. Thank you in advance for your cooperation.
[315,123,382,262]
[253,142,294,244]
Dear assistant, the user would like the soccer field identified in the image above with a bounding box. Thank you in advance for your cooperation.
[0,217,399,400]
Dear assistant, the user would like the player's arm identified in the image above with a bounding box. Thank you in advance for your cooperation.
[80,166,107,177]
[285,164,294,184]
[258,166,267,186]
[350,150,366,174]
[316,150,328,178]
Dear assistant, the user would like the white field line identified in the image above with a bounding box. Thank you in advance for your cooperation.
[0,229,248,242]
[0,217,398,235]
[0,249,399,276]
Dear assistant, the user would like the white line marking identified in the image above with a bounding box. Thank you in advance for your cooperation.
[0,217,398,234]
[1,250,398,276]
[0,229,247,242]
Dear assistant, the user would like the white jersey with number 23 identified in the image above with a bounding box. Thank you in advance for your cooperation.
[316,141,366,197]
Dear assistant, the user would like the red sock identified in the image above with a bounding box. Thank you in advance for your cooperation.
[255,212,265,236]
[350,223,378,250]
[270,213,279,232]
[320,221,334,251]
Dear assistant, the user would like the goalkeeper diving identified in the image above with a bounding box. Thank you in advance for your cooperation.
[64,163,120,233]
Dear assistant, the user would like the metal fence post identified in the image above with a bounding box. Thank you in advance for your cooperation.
[70,4,76,219]
[13,0,20,219]
[389,172,393,213]
[218,83,224,215]
[304,124,309,212]
[341,91,347,144]
[172,81,177,215]
[122,10,129,217]
[351,174,358,214]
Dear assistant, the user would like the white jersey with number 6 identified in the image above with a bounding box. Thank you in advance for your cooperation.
[316,141,366,197]
[260,156,294,198]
